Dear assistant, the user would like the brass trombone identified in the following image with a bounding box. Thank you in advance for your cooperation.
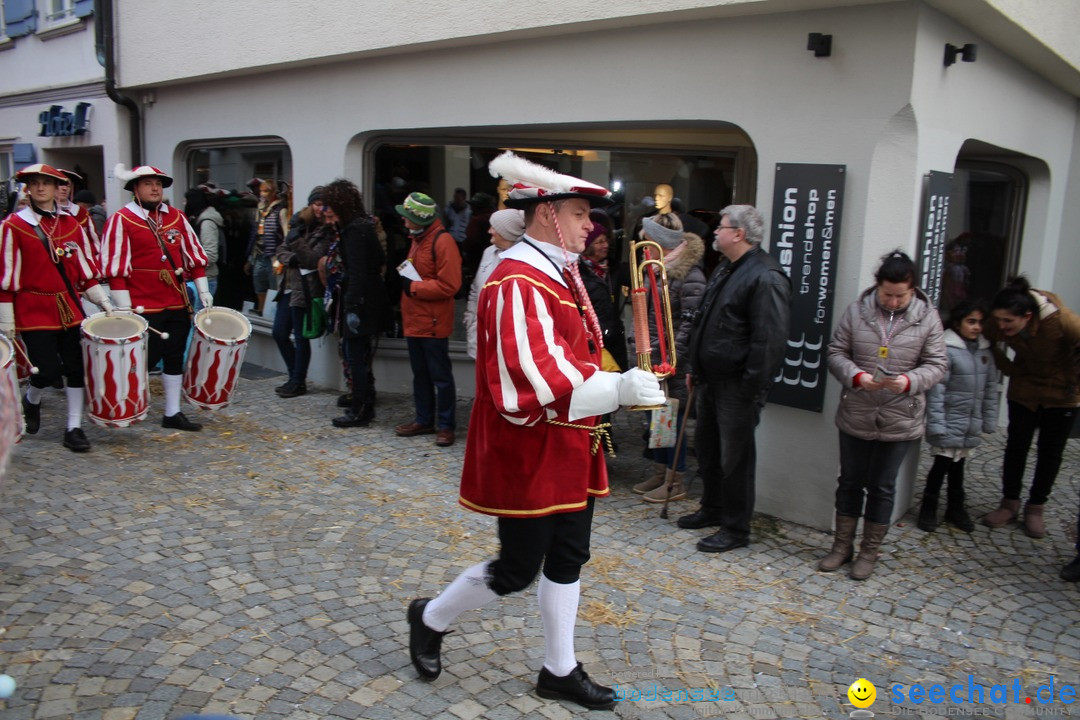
[628,238,676,410]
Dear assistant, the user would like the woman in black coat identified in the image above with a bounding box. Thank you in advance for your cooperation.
[323,179,390,428]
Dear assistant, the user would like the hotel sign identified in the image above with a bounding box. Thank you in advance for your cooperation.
[38,102,92,137]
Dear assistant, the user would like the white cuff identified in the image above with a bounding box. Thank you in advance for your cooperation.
[194,276,209,294]
[85,284,109,307]
[111,289,132,310]
[567,370,621,421]
[0,302,14,335]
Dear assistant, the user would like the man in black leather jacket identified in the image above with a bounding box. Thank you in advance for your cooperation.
[679,205,792,553]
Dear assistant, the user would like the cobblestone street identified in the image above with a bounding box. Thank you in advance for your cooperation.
[1,367,1077,720]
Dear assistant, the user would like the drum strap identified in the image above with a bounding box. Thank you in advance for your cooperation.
[145,215,193,313]
[33,225,87,322]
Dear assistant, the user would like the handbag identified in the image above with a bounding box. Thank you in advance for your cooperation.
[302,297,328,339]
[648,397,679,449]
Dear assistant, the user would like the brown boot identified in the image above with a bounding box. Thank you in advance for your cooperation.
[1022,503,1046,539]
[818,514,858,572]
[643,471,685,503]
[982,498,1021,528]
[632,464,667,494]
[850,522,890,581]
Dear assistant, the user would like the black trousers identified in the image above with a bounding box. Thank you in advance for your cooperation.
[1001,401,1077,505]
[145,309,193,376]
[488,498,594,595]
[695,379,762,540]
[22,327,84,389]
[835,431,912,525]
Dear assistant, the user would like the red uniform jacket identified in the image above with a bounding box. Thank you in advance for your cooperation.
[61,201,102,276]
[0,208,102,331]
[100,202,208,313]
[459,239,609,517]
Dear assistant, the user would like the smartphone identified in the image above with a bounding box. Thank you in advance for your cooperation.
[871,365,895,383]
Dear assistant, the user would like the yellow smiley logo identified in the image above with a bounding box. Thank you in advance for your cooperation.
[848,678,876,708]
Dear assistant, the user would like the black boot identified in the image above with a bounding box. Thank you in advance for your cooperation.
[162,412,202,431]
[332,403,374,428]
[407,598,450,680]
[916,494,939,532]
[944,461,974,532]
[336,393,352,408]
[276,381,307,398]
[63,428,91,452]
[536,663,616,711]
[22,396,41,435]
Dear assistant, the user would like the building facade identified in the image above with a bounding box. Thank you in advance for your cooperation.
[110,0,1080,529]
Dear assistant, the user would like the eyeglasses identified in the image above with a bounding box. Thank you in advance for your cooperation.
[716,225,741,231]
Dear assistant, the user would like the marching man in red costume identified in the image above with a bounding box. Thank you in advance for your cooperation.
[407,152,664,711]
[56,168,105,317]
[100,165,212,431]
[0,164,115,452]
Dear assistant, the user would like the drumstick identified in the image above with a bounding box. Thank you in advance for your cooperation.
[12,341,40,375]
[145,326,170,340]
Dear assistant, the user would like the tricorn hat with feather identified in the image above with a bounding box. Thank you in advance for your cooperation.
[488,151,611,209]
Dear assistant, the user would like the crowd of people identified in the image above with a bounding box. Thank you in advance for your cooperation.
[2,153,1078,714]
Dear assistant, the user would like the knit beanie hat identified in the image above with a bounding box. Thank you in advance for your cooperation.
[395,192,437,226]
[584,223,608,249]
[641,215,684,249]
[489,209,525,243]
[307,186,325,205]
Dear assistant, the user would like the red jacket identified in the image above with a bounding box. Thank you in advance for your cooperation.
[100,202,208,313]
[61,201,102,275]
[459,241,609,517]
[0,208,102,331]
[401,220,461,338]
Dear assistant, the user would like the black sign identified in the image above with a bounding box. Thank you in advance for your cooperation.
[38,102,91,137]
[768,164,846,413]
[917,171,952,309]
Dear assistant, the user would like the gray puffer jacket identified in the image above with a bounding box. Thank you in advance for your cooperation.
[828,286,947,441]
[925,329,998,449]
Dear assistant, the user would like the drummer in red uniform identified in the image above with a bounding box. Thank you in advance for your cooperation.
[56,168,105,316]
[407,152,664,711]
[0,164,115,452]
[100,165,212,431]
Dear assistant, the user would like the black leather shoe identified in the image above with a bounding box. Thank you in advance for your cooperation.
[162,412,202,431]
[536,663,615,711]
[1061,555,1080,583]
[408,598,450,680]
[697,529,749,553]
[337,393,352,408]
[22,396,41,435]
[677,507,724,530]
[332,406,374,428]
[63,428,91,453]
[276,382,307,398]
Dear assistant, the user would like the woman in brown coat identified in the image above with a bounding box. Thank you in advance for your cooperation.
[981,276,1080,543]
[820,251,947,580]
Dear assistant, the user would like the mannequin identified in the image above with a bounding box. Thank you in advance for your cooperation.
[653,184,674,215]
[496,178,511,211]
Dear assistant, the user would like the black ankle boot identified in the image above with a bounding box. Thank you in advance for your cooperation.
[944,504,975,532]
[407,598,450,680]
[332,404,373,428]
[917,495,939,532]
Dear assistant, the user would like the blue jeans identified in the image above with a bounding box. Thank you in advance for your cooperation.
[272,298,311,384]
[406,337,456,430]
[835,431,912,524]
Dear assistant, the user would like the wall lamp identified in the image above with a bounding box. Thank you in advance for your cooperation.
[807,33,832,58]
[944,43,978,67]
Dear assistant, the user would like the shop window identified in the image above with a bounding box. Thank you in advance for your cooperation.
[183,140,293,314]
[941,161,1026,319]
[370,142,741,344]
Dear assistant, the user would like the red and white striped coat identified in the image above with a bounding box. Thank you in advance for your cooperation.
[100,202,207,313]
[60,201,102,275]
[0,208,102,330]
[459,239,611,517]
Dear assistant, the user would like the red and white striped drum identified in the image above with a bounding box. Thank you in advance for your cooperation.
[183,307,251,411]
[0,331,22,467]
[80,313,150,428]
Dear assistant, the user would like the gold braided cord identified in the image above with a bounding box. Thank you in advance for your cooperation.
[544,418,615,457]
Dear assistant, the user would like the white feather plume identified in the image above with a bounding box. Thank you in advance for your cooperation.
[113,163,136,184]
[488,150,605,194]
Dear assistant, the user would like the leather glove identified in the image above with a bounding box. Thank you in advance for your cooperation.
[0,302,15,338]
[111,288,132,311]
[194,277,214,310]
[617,368,665,407]
[401,279,413,297]
[346,312,361,333]
[84,284,115,316]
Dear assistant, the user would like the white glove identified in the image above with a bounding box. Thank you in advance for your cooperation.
[194,276,213,310]
[84,284,115,315]
[0,301,14,337]
[618,368,666,407]
[111,288,132,311]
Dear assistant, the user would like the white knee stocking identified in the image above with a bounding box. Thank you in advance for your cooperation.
[163,373,183,417]
[422,562,498,632]
[538,575,580,677]
[65,386,84,430]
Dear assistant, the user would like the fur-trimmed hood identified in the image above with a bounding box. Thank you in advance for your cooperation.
[663,232,705,282]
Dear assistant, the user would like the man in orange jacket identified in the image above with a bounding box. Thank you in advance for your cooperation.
[393,192,462,447]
